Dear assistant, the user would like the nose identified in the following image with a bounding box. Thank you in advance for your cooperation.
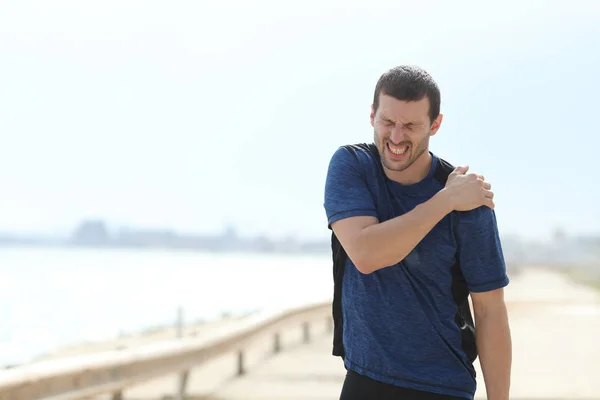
[389,125,408,144]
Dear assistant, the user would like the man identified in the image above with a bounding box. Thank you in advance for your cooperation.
[323,65,511,400]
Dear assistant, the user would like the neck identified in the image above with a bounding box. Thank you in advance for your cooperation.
[385,151,433,185]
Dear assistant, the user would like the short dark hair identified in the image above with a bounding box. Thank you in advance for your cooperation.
[372,65,441,123]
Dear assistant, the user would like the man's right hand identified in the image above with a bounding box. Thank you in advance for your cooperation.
[442,166,495,211]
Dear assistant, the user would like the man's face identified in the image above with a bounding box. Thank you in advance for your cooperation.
[370,93,442,174]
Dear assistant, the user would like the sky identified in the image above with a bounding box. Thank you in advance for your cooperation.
[0,0,599,241]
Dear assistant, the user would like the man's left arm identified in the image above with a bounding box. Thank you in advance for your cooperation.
[457,207,512,400]
[471,288,512,400]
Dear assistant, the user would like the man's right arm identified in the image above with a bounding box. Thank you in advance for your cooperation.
[324,146,494,275]
[331,190,455,274]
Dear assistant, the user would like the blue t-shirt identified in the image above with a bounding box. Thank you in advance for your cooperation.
[323,144,510,399]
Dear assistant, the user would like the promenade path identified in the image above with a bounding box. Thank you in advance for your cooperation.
[108,268,600,399]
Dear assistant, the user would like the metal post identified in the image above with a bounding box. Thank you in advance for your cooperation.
[273,332,281,353]
[176,370,189,400]
[237,351,245,376]
[303,322,310,344]
[176,306,184,338]
[174,307,187,400]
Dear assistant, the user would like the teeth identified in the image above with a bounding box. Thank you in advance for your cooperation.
[389,145,408,155]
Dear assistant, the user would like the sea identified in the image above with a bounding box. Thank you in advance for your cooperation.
[0,246,332,367]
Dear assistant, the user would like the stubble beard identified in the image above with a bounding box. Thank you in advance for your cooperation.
[374,131,430,173]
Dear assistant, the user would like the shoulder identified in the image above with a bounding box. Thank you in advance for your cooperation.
[430,153,455,184]
[330,142,376,161]
[324,144,380,225]
[327,143,378,171]
[456,205,498,227]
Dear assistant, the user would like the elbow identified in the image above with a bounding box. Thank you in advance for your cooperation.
[351,253,380,275]
[354,262,375,275]
[343,231,388,274]
[474,301,508,322]
[342,237,374,274]
[351,242,401,274]
[471,288,508,320]
[349,243,395,274]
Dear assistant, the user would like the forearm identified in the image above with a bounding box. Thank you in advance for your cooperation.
[354,190,453,273]
[475,304,512,400]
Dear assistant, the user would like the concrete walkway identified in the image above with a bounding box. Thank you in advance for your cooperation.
[119,268,600,400]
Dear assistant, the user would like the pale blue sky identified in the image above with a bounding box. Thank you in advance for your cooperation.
[0,0,599,241]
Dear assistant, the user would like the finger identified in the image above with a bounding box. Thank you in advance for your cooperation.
[485,198,495,210]
[483,182,491,190]
[477,174,485,181]
[484,190,494,199]
[453,165,469,175]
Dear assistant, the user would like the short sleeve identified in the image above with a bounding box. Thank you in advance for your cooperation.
[324,146,378,229]
[456,207,510,293]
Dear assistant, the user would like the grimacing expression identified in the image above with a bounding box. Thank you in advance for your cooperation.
[370,94,440,173]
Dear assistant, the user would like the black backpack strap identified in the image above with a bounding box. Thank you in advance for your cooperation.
[330,143,381,359]
[434,157,454,184]
[331,231,346,358]
[330,144,368,359]
[433,158,478,364]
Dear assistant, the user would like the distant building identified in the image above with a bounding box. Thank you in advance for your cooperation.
[71,220,110,246]
[552,226,567,243]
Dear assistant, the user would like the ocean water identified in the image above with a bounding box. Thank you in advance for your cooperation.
[0,247,332,367]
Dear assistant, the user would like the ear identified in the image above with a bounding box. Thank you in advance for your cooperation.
[370,105,375,127]
[429,113,443,136]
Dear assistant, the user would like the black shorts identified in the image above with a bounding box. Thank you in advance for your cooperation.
[340,369,469,400]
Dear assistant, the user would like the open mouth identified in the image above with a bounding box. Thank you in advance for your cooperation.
[387,142,409,158]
